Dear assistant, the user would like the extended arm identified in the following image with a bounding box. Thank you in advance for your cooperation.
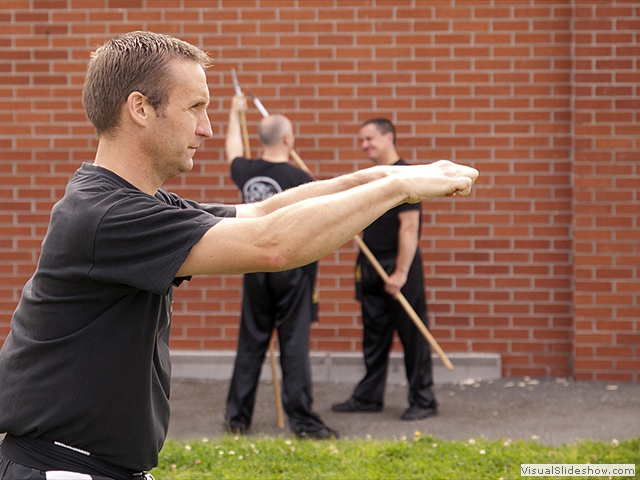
[235,164,395,218]
[177,160,478,277]
[385,209,420,299]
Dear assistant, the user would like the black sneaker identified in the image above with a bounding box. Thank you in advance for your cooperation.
[295,426,339,440]
[400,404,438,421]
[331,397,382,413]
[224,420,247,434]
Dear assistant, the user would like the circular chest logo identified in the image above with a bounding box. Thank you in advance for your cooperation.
[242,176,283,203]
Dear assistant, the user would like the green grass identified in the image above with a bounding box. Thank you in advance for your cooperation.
[152,434,639,479]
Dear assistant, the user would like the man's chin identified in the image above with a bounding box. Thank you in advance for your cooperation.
[181,156,195,172]
[165,160,193,180]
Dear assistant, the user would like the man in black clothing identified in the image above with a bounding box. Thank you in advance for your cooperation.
[0,31,477,479]
[332,118,438,421]
[224,94,337,439]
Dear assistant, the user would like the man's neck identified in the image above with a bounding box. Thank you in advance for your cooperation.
[260,146,290,163]
[93,139,160,195]
[374,150,401,165]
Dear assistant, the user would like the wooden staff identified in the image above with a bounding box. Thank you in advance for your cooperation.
[239,110,251,159]
[268,337,285,429]
[289,150,314,178]
[236,89,285,428]
[289,152,454,371]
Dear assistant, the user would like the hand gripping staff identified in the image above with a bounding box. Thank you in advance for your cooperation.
[245,88,455,372]
[230,70,286,429]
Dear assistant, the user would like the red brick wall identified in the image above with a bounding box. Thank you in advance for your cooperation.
[0,1,637,381]
[572,2,640,382]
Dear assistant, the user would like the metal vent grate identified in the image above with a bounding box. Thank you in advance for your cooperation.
[432,354,501,369]
[172,353,236,366]
[330,355,365,368]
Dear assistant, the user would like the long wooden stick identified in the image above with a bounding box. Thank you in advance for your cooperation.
[239,110,251,160]
[290,150,314,178]
[238,102,285,428]
[268,335,285,428]
[290,151,454,371]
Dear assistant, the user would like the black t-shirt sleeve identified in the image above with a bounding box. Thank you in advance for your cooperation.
[158,189,237,218]
[89,193,226,295]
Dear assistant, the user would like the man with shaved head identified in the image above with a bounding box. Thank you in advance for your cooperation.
[223,94,338,440]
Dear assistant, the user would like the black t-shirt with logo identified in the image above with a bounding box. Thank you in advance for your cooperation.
[231,157,314,203]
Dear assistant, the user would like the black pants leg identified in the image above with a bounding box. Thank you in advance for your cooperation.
[353,293,394,407]
[225,268,325,432]
[392,255,436,409]
[273,270,325,432]
[225,273,274,429]
[353,251,436,408]
[0,454,43,480]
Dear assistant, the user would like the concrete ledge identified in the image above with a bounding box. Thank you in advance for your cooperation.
[170,350,501,385]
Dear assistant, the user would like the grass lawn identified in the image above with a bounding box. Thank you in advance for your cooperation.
[152,434,639,479]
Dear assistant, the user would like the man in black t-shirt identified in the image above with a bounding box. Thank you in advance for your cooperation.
[332,118,438,421]
[0,32,477,479]
[224,94,337,439]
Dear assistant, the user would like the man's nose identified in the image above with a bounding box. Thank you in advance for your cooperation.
[198,113,213,138]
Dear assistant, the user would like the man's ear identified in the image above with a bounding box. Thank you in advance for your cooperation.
[283,130,295,149]
[126,91,150,128]
[384,130,395,145]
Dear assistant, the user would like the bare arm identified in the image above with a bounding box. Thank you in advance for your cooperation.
[225,94,245,163]
[180,177,403,276]
[385,209,420,299]
[177,160,479,277]
[235,164,396,218]
[235,159,471,219]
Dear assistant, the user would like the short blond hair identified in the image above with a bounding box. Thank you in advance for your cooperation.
[82,31,213,137]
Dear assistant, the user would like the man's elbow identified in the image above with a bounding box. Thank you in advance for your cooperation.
[263,251,292,272]
[257,246,303,272]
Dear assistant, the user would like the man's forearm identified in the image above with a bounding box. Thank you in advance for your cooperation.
[384,210,420,297]
[185,174,407,276]
[236,165,396,218]
[265,176,407,270]
[225,108,244,162]
[393,223,419,278]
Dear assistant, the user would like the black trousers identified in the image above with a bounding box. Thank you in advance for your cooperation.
[225,267,326,433]
[0,455,120,480]
[353,250,436,409]
[0,455,47,480]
